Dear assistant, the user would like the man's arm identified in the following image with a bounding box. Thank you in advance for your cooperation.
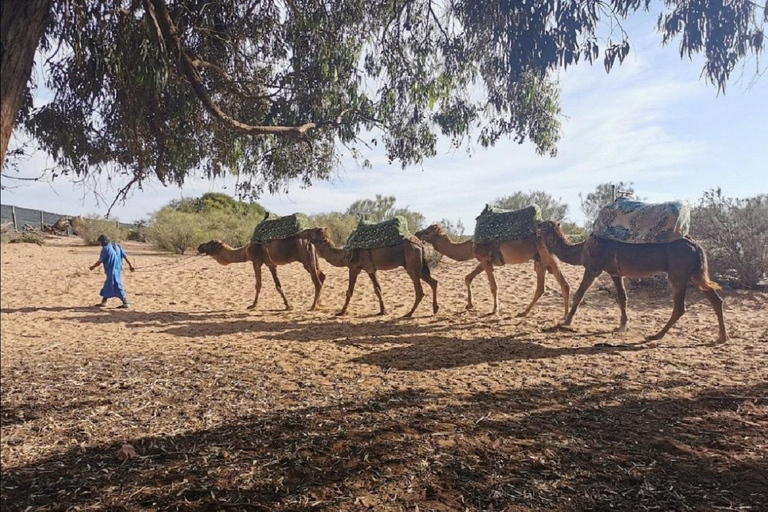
[122,248,135,272]
[89,260,102,271]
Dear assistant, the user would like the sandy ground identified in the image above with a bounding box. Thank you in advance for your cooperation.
[1,236,766,511]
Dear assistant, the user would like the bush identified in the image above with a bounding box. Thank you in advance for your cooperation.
[146,210,207,254]
[690,189,768,288]
[72,216,129,245]
[1,232,46,245]
[200,209,264,247]
[146,207,264,254]
[309,213,358,247]
[495,190,569,221]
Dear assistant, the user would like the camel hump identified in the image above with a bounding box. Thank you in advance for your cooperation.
[251,212,311,243]
[593,198,691,244]
[473,204,542,243]
[345,216,412,250]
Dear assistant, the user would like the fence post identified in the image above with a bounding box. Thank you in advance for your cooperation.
[611,185,616,202]
[41,210,45,229]
[11,206,18,231]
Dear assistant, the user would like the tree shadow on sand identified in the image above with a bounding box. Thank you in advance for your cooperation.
[2,382,765,511]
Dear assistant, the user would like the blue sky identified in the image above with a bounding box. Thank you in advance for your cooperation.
[2,12,766,226]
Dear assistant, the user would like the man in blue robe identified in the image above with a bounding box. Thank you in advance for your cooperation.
[89,234,135,308]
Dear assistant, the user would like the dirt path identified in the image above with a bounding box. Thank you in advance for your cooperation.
[2,237,766,511]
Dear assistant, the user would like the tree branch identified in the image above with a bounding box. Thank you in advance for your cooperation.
[143,0,351,142]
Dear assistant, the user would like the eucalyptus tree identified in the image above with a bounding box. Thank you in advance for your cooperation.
[1,0,764,206]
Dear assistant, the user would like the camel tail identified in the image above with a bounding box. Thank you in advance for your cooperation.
[692,241,721,291]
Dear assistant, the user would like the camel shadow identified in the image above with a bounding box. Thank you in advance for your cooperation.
[351,335,649,371]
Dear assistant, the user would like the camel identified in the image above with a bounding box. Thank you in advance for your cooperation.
[415,224,570,319]
[300,227,438,317]
[197,236,325,311]
[536,220,727,344]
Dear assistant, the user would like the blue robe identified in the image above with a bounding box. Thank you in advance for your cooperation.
[99,244,127,300]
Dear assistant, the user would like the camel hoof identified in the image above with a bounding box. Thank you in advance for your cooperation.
[714,335,728,345]
[614,325,629,334]
[246,304,257,310]
[376,310,387,316]
[433,305,439,314]
[516,311,528,318]
[465,304,474,310]
[646,333,664,342]
[335,311,348,317]
[284,306,293,311]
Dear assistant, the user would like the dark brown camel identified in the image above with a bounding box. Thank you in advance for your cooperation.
[197,237,325,311]
[536,220,727,344]
[301,227,438,317]
[415,224,570,319]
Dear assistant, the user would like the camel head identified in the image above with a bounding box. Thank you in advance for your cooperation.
[536,220,566,246]
[197,240,225,256]
[414,224,446,243]
[300,227,331,245]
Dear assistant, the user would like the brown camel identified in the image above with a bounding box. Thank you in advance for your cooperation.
[197,237,325,311]
[536,220,727,344]
[415,224,570,319]
[301,227,438,317]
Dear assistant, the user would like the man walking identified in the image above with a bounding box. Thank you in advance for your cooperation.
[90,234,135,308]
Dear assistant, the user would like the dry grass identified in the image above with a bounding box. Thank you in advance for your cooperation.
[1,237,766,511]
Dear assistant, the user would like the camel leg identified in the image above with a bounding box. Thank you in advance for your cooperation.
[337,267,361,316]
[403,268,425,318]
[690,275,728,344]
[703,289,728,344]
[367,272,386,315]
[421,269,439,314]
[247,262,263,310]
[464,264,484,310]
[549,260,571,322]
[482,262,499,315]
[562,268,600,326]
[517,260,545,318]
[268,266,292,311]
[612,276,629,333]
[302,260,324,311]
[648,278,687,341]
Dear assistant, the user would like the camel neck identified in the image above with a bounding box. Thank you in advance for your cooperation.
[315,241,348,267]
[429,234,474,261]
[548,233,585,266]
[212,244,251,264]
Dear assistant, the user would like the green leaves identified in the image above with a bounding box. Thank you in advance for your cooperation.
[17,0,765,196]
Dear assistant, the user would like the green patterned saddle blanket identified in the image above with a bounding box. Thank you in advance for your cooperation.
[251,212,311,243]
[473,204,542,243]
[592,198,690,244]
[345,216,412,250]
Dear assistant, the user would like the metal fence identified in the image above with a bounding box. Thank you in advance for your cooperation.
[0,204,134,231]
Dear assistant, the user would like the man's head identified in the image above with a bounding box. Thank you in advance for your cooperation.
[97,234,111,247]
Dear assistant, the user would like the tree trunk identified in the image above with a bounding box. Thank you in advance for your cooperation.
[0,0,53,169]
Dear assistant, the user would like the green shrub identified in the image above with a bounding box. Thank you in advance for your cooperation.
[146,209,207,254]
[309,212,358,247]
[72,216,129,245]
[200,209,264,248]
[146,207,264,254]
